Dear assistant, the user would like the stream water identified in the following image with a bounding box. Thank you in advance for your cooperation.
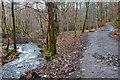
[2,42,44,78]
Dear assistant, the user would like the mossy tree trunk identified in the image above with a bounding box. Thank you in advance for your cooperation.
[47,2,57,55]
[2,0,9,51]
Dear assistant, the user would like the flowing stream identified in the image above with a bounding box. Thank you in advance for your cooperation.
[2,42,44,78]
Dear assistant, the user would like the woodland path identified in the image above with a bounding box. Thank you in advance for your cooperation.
[69,22,118,78]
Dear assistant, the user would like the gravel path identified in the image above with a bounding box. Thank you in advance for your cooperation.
[2,42,44,79]
[81,23,118,78]
[69,23,119,78]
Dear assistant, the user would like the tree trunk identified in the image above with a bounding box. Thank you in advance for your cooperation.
[82,2,89,33]
[46,2,51,50]
[1,1,5,38]
[75,2,78,37]
[100,3,103,26]
[47,2,57,55]
[106,2,107,22]
[79,2,82,30]
[12,1,17,53]
[97,2,100,27]
[118,2,120,29]
[54,3,59,36]
[2,0,9,51]
[40,15,44,33]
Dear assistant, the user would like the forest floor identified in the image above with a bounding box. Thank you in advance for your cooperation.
[110,28,120,40]
[1,23,119,79]
[2,30,88,79]
[68,22,119,78]
[20,23,119,79]
[19,31,88,79]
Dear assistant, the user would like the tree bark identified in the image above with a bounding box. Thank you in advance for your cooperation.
[106,2,108,22]
[82,2,89,33]
[75,2,78,37]
[100,2,103,26]
[54,3,59,36]
[1,0,5,38]
[12,1,17,53]
[79,2,82,30]
[97,2,100,27]
[2,0,9,51]
[40,15,44,33]
[47,2,57,55]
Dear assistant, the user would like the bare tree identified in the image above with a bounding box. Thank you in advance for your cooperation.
[11,1,17,52]
[2,0,10,51]
[82,2,89,33]
[75,2,78,37]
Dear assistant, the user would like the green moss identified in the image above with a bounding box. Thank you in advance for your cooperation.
[44,50,54,60]
[59,46,62,48]
[44,54,51,60]
[46,50,52,56]
[114,23,120,29]
[112,31,117,35]
[37,44,41,48]
[61,49,64,52]
[7,50,13,56]
[4,47,10,51]
[46,50,50,53]
[41,52,43,54]
[76,30,82,32]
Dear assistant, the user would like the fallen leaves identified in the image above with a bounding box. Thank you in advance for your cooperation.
[2,48,22,65]
[93,53,119,67]
[69,72,74,75]
[19,31,88,79]
[110,29,120,40]
[109,63,113,66]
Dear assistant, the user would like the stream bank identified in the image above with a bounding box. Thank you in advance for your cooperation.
[2,42,44,79]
